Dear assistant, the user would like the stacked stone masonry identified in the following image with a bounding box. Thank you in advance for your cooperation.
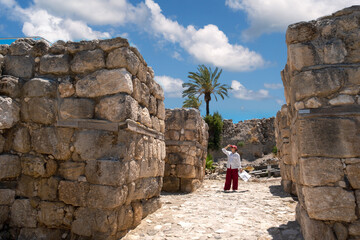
[0,37,166,240]
[163,108,208,193]
[276,6,360,240]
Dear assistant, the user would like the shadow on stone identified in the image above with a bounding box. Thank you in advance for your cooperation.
[269,184,297,200]
[267,221,304,240]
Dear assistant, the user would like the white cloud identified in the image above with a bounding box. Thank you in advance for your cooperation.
[145,0,265,71]
[231,80,270,100]
[155,75,184,98]
[225,0,360,40]
[276,99,285,105]
[172,51,183,61]
[264,83,283,89]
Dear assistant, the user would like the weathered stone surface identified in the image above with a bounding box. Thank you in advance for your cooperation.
[346,163,360,189]
[349,220,360,236]
[181,178,202,193]
[176,165,197,178]
[31,127,73,160]
[58,181,89,207]
[4,55,34,79]
[299,158,343,186]
[304,97,322,108]
[148,96,157,115]
[76,68,133,97]
[286,22,317,44]
[10,199,37,227]
[0,96,20,129]
[12,127,31,153]
[288,43,316,71]
[31,40,50,57]
[95,94,138,122]
[87,185,128,209]
[38,177,59,201]
[0,155,21,180]
[16,175,38,198]
[0,135,5,153]
[0,206,9,225]
[0,75,21,98]
[59,98,95,120]
[333,222,349,240]
[157,100,165,120]
[71,49,105,73]
[22,78,57,98]
[106,47,140,75]
[38,201,69,228]
[58,161,85,181]
[18,227,62,240]
[39,54,70,75]
[0,189,15,205]
[21,98,56,124]
[9,41,32,55]
[323,39,347,64]
[117,205,133,231]
[329,94,355,105]
[58,82,75,98]
[85,160,127,186]
[66,40,98,54]
[303,186,356,222]
[99,37,129,52]
[128,177,161,201]
[0,45,9,55]
[138,107,152,128]
[21,155,57,178]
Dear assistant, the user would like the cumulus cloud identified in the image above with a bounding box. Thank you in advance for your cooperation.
[264,83,283,89]
[155,75,184,98]
[231,80,270,100]
[145,0,265,71]
[225,0,360,40]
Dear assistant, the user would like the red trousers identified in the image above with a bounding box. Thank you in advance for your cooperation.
[224,168,238,191]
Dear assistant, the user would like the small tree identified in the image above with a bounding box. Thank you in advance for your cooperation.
[182,96,202,109]
[204,112,223,151]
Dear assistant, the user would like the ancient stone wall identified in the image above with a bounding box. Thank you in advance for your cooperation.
[278,6,360,239]
[211,118,275,161]
[163,108,208,193]
[0,37,166,239]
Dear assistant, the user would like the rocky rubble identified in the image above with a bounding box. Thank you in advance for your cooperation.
[0,37,166,239]
[277,6,360,239]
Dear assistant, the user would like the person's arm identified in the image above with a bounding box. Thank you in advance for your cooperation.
[222,144,231,156]
[237,154,243,172]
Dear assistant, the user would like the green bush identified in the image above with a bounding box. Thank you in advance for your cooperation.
[237,141,245,148]
[204,112,223,151]
[206,154,215,170]
[272,146,278,155]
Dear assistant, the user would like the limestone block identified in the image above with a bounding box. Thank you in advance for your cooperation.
[38,201,69,228]
[347,67,360,85]
[139,82,150,107]
[303,186,356,222]
[49,40,65,54]
[148,96,157,115]
[21,155,57,178]
[31,40,49,57]
[0,189,15,205]
[150,81,164,100]
[12,127,31,153]
[137,63,147,83]
[346,163,360,189]
[10,199,37,228]
[0,206,9,225]
[356,190,360,216]
[349,220,360,236]
[22,78,57,98]
[58,82,75,98]
[59,161,85,181]
[181,178,201,193]
[9,41,32,55]
[152,116,160,132]
[117,205,134,231]
[131,78,141,102]
[140,158,159,178]
[0,45,9,55]
[85,160,127,186]
[39,54,70,75]
[87,185,128,209]
[17,227,62,240]
[16,175,39,198]
[292,69,343,101]
[95,94,138,122]
[162,176,180,192]
[76,69,133,97]
[157,100,165,120]
[296,205,336,240]
[159,120,165,133]
[59,98,95,120]
[142,197,161,219]
[128,160,140,183]
[21,97,56,124]
[304,97,322,108]
[0,155,21,180]
[0,96,20,129]
[333,222,349,240]
[329,94,355,105]
[31,127,73,160]
[128,177,161,201]
[4,55,34,78]
[281,179,293,193]
[73,130,122,161]
[299,158,344,186]
[106,47,140,75]
[58,181,89,207]
[138,107,152,128]
[99,37,129,52]
[323,39,347,64]
[66,40,98,54]
[0,75,21,98]
[288,43,316,71]
[286,22,317,44]
[71,49,105,73]
[38,177,59,201]
[176,164,197,178]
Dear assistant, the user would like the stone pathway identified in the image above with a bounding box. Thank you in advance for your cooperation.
[123,178,304,240]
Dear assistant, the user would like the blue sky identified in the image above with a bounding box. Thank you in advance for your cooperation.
[1,0,359,122]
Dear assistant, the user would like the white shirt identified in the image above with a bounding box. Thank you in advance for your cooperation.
[222,148,241,169]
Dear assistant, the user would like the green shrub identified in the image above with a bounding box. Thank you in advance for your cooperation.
[272,146,278,155]
[204,112,223,151]
[206,154,215,170]
[237,141,245,148]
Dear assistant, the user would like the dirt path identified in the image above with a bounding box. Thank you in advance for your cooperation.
[123,178,303,240]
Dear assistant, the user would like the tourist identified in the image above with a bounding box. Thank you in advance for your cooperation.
[222,144,242,192]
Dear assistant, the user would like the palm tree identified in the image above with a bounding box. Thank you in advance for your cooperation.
[182,96,202,109]
[182,65,231,116]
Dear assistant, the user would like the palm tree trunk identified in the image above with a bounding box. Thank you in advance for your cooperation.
[204,92,211,115]
[206,100,210,116]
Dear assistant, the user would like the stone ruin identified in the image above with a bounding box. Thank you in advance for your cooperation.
[0,37,167,239]
[162,108,208,193]
[276,6,360,239]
